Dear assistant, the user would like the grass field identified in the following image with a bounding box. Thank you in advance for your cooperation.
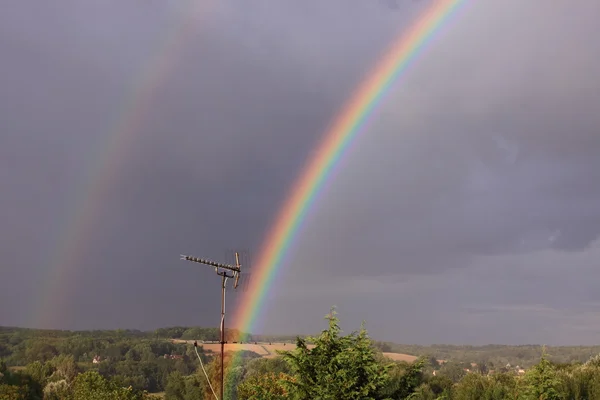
[171,339,422,361]
[382,352,418,362]
[171,340,314,358]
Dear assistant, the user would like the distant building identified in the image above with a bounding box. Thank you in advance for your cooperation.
[163,354,184,360]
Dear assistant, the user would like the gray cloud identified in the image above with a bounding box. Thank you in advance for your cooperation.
[1,0,599,344]
[282,0,600,277]
[0,0,401,329]
[271,239,600,345]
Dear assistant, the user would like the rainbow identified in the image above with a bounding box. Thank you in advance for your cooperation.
[230,0,466,346]
[33,1,213,329]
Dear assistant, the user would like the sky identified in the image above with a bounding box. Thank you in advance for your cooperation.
[1,0,599,345]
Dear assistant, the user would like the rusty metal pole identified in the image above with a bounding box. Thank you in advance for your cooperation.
[220,274,226,400]
[180,253,247,400]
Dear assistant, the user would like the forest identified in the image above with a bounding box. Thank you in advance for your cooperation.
[3,310,600,399]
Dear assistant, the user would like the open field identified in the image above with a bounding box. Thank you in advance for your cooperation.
[382,352,418,362]
[171,339,315,358]
[171,339,423,361]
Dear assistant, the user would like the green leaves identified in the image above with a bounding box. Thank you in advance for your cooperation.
[277,307,389,400]
[519,348,563,400]
[237,372,295,400]
[71,371,141,400]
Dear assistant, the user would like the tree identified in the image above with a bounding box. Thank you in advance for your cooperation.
[164,372,186,400]
[237,372,295,400]
[278,307,389,400]
[520,348,563,400]
[438,361,467,383]
[71,371,141,400]
[243,357,291,380]
[0,383,28,400]
[43,379,70,400]
[47,354,80,383]
[476,362,488,375]
[428,356,440,370]
[452,372,489,400]
[427,375,453,398]
[378,358,427,399]
[24,341,59,363]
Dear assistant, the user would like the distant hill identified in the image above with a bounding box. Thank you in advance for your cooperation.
[3,325,600,368]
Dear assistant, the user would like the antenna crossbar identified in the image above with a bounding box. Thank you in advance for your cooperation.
[180,255,241,273]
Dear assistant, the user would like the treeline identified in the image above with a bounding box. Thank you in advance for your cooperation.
[154,327,249,342]
[372,341,600,369]
[153,327,305,344]
[4,317,600,399]
[166,310,600,400]
[0,326,261,398]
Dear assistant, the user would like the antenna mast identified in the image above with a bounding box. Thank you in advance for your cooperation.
[180,253,243,400]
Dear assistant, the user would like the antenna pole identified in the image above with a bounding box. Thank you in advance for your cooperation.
[220,273,225,400]
[180,252,245,400]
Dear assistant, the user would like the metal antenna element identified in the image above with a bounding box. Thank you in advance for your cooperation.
[180,251,249,400]
[180,254,242,286]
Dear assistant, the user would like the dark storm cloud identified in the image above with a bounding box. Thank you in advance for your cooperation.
[2,0,600,345]
[0,0,408,329]
[259,0,600,343]
[271,239,600,344]
[280,0,600,279]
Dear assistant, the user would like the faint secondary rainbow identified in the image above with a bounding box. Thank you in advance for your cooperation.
[231,0,466,339]
[33,1,214,329]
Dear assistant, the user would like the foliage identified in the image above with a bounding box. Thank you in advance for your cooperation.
[378,358,427,399]
[43,379,71,400]
[0,383,28,400]
[71,370,141,400]
[237,372,295,400]
[519,348,563,400]
[8,314,600,399]
[370,341,600,369]
[277,307,389,400]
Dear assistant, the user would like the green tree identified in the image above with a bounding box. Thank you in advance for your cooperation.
[408,384,438,400]
[0,383,28,400]
[438,361,467,383]
[427,375,453,398]
[237,372,295,400]
[452,372,489,400]
[243,357,291,380]
[378,358,427,399]
[278,307,389,400]
[24,341,59,363]
[476,362,489,375]
[71,370,141,400]
[47,354,79,383]
[164,371,186,400]
[23,361,52,387]
[520,348,563,400]
[43,379,71,400]
[488,373,519,400]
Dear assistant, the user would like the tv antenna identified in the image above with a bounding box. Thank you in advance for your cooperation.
[180,250,251,400]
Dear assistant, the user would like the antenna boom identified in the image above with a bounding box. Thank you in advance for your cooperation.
[180,255,240,273]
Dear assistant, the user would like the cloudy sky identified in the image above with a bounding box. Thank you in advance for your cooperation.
[1,0,599,345]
